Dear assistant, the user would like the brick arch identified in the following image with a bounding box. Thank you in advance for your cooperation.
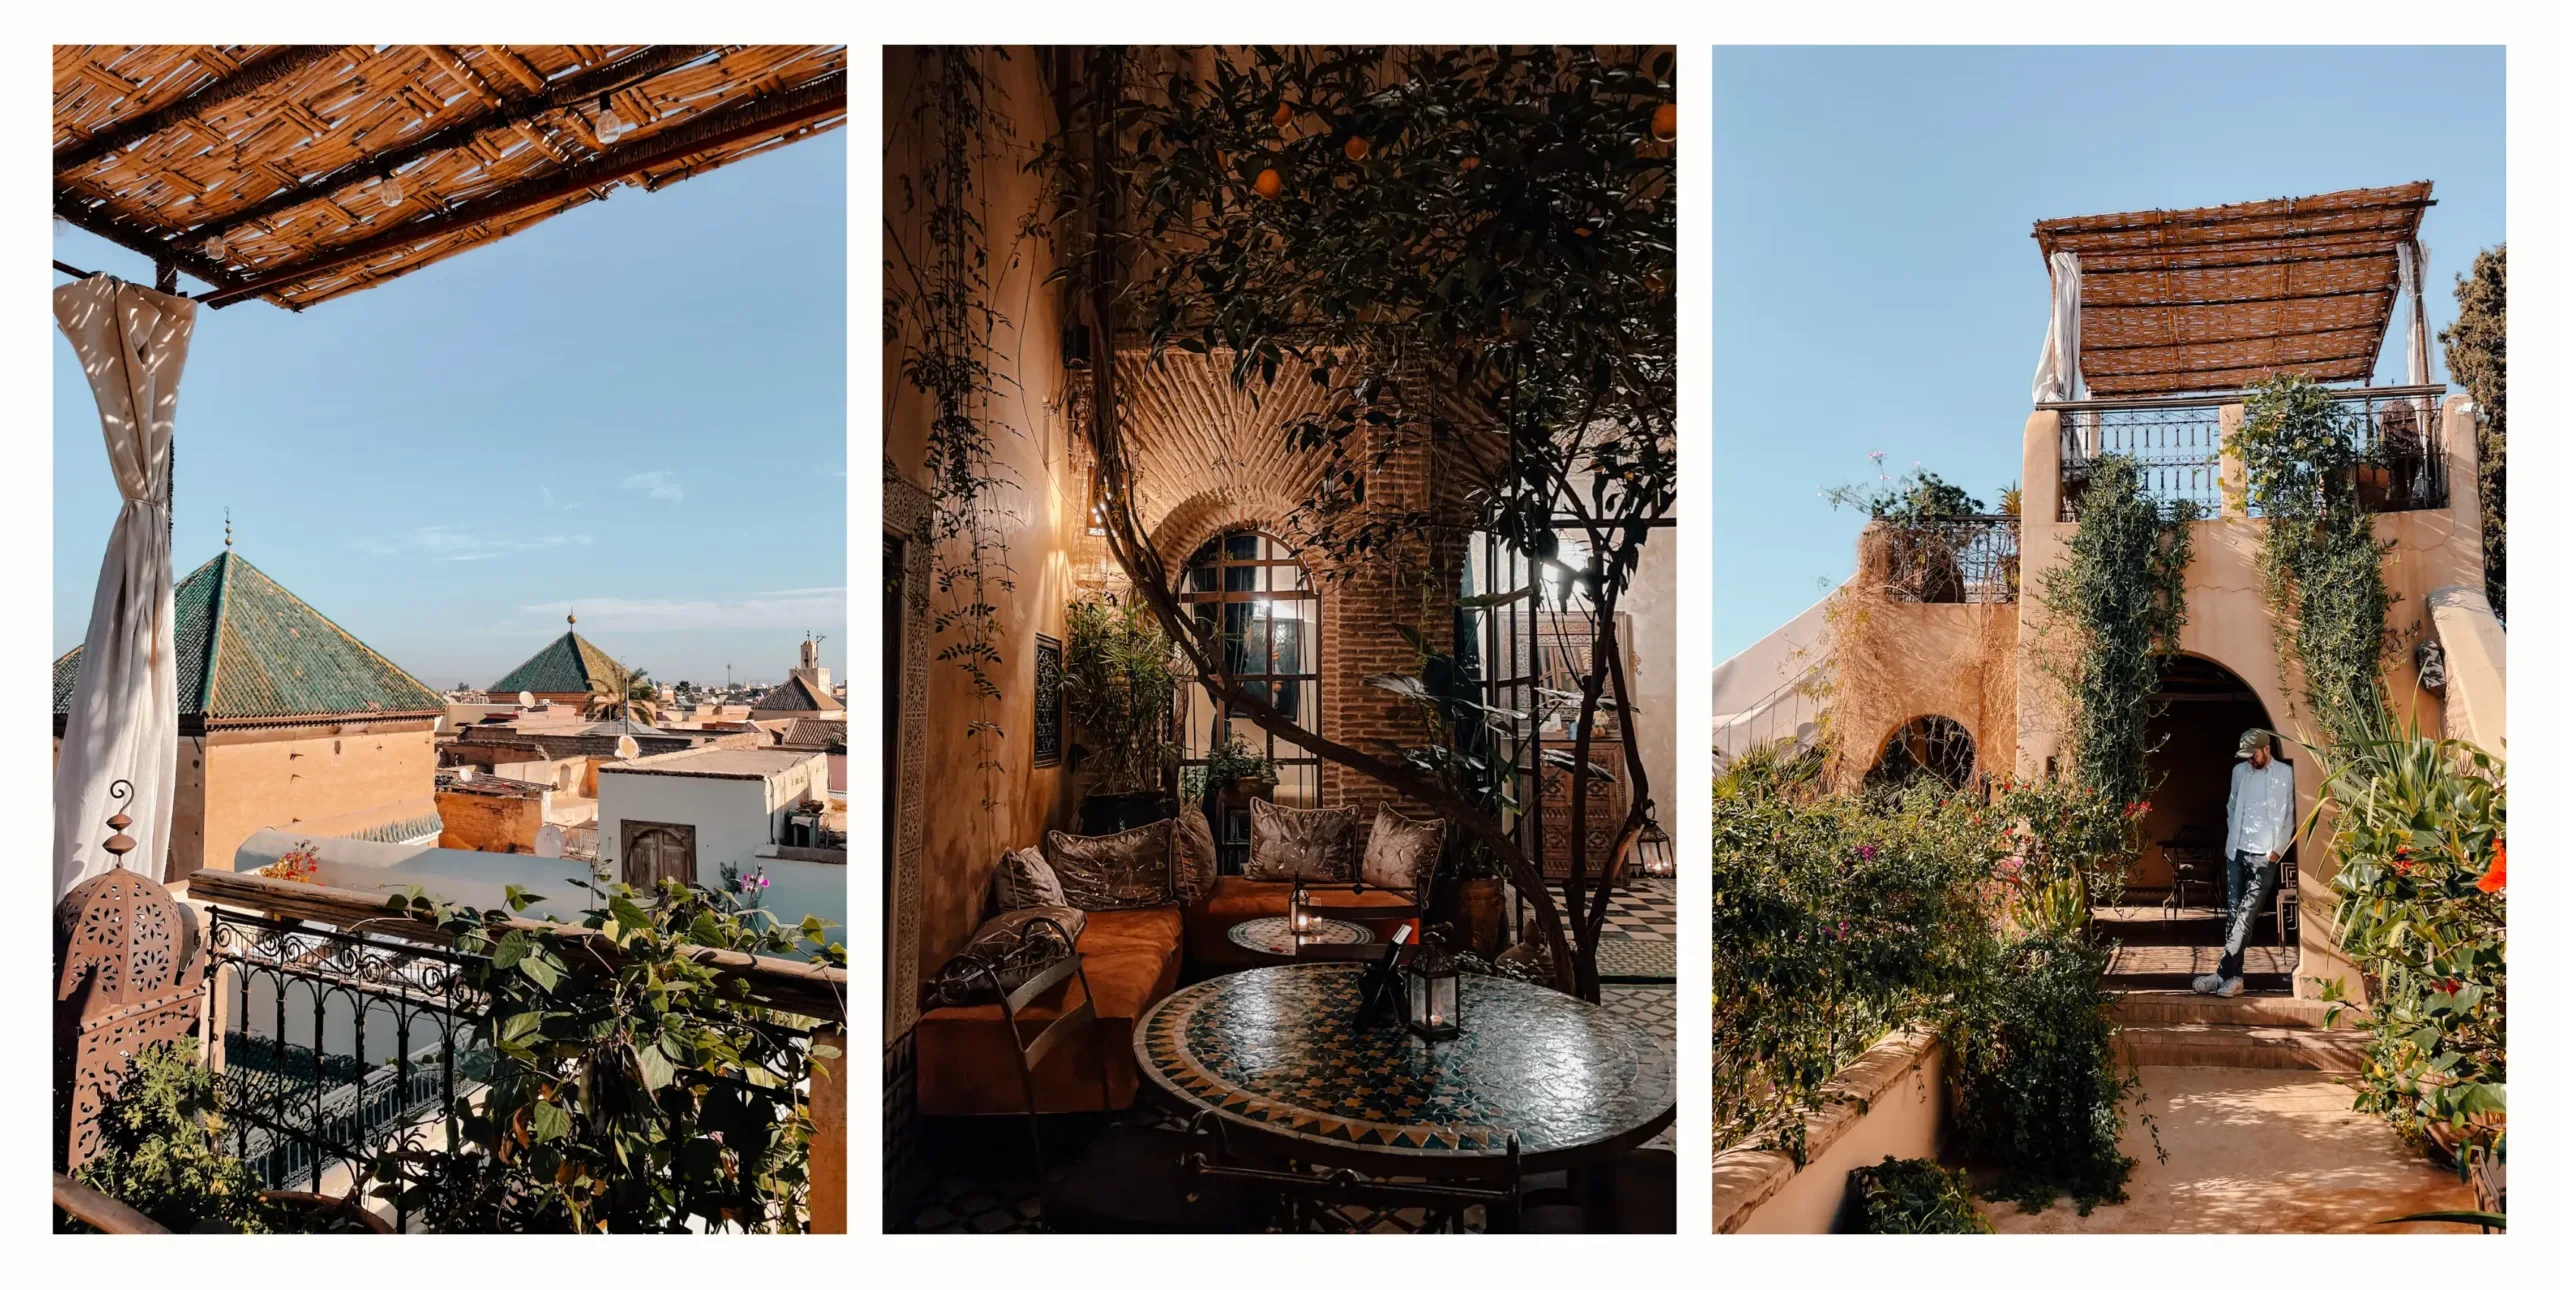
[1117,350,1337,538]
[1148,489,1316,574]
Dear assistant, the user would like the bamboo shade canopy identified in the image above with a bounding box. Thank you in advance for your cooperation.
[2032,181,2432,397]
[55,44,846,310]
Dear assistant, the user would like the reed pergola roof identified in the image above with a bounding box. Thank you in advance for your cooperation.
[2034,181,2432,398]
[54,44,845,310]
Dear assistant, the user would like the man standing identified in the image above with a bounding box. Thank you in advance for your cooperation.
[2195,728,2294,997]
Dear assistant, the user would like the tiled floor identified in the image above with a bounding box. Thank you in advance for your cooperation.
[898,878,1678,1233]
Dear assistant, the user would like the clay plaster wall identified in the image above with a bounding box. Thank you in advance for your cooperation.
[437,788,548,854]
[189,722,439,881]
[883,46,1077,980]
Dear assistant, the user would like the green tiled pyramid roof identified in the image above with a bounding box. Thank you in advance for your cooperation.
[489,628,633,697]
[54,552,445,723]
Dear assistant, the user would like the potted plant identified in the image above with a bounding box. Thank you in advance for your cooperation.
[1201,736,1277,809]
[1063,593,1181,834]
[1433,831,1509,957]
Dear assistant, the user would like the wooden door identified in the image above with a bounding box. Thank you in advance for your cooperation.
[621,821,697,889]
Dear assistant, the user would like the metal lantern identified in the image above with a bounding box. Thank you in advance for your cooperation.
[1637,821,1676,878]
[1404,931,1462,1041]
[1290,877,1313,954]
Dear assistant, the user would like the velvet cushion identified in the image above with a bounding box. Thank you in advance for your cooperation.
[916,907,1184,1115]
[992,845,1065,911]
[1244,798,1356,882]
[917,906,1086,1010]
[1360,805,1448,894]
[1046,820,1175,911]
[1171,809,1219,906]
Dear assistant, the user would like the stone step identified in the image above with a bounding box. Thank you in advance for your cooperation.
[2109,989,2342,1029]
[2115,1021,2366,1073]
[2105,969,2295,994]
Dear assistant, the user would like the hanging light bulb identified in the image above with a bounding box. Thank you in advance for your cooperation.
[379,169,405,208]
[202,232,226,260]
[596,95,627,145]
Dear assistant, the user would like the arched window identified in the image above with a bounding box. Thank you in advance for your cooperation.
[1865,715,1976,796]
[1179,531,1323,855]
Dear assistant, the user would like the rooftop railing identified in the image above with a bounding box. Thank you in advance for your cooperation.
[1879,516,2021,604]
[2043,384,2449,520]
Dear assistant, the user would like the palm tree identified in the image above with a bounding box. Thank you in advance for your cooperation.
[585,666,664,730]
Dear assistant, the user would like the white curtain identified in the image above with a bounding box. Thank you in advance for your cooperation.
[2398,240,2433,386]
[53,275,195,896]
[2032,249,2083,402]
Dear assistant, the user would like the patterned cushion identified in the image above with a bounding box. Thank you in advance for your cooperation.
[1360,805,1448,894]
[1244,798,1356,882]
[1046,821,1176,911]
[1171,809,1219,906]
[919,907,1086,1010]
[992,845,1065,911]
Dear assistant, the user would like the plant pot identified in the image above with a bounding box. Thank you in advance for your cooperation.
[1218,777,1273,810]
[1079,790,1173,837]
[258,1190,393,1234]
[1444,878,1504,957]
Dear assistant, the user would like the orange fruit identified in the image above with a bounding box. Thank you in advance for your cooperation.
[1459,156,1480,171]
[1650,103,1676,142]
[1345,135,1370,161]
[1254,168,1282,199]
[1273,102,1293,129]
[1574,227,1593,238]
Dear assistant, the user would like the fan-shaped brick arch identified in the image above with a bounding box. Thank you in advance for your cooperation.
[1114,350,1339,538]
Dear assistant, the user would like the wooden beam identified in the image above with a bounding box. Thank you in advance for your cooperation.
[53,1174,170,1234]
[2036,195,2434,240]
[190,45,718,249]
[55,45,353,173]
[2083,284,2393,311]
[200,71,844,308]
[50,192,254,292]
[2082,322,2384,353]
[2077,247,2401,277]
[187,868,847,1022]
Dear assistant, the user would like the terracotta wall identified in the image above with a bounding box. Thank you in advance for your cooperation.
[1713,1032,1946,1233]
[884,46,1076,980]
[195,721,440,877]
[437,789,547,854]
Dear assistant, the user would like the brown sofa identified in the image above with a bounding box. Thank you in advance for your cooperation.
[916,904,1184,1116]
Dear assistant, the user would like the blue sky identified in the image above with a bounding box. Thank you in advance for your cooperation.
[53,133,846,690]
[1713,45,2506,662]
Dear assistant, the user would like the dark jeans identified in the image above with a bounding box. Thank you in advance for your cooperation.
[2219,851,2277,980]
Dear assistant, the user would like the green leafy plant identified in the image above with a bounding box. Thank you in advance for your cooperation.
[2314,728,2504,1172]
[2037,453,2196,812]
[2225,376,2398,751]
[1995,773,2153,926]
[2438,244,2503,619]
[61,1040,277,1234]
[1197,735,1277,803]
[1846,1156,1992,1233]
[1062,592,1180,795]
[371,881,846,1233]
[1944,933,2157,1215]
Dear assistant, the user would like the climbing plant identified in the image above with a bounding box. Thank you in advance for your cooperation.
[2225,376,2397,753]
[890,46,1027,806]
[2439,244,2505,620]
[2037,453,2196,812]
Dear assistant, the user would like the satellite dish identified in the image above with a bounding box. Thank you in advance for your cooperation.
[454,766,475,784]
[533,825,565,859]
[615,735,640,760]
[518,691,535,708]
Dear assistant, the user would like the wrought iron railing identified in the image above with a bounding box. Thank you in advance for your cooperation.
[2046,384,2450,519]
[1879,516,2020,604]
[2055,402,2227,520]
[202,909,489,1231]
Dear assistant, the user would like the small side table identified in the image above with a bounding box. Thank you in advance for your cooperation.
[1227,915,1372,966]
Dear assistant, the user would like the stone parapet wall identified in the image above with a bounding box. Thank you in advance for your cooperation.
[1712,1030,1946,1234]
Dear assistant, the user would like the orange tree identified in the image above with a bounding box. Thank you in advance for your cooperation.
[1038,45,1674,998]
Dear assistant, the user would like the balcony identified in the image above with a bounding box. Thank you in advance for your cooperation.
[1879,516,2021,604]
[2046,384,2448,521]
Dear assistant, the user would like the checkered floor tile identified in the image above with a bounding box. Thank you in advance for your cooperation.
[1581,876,1677,941]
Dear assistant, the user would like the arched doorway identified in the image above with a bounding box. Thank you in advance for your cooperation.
[1864,715,1977,798]
[2133,655,2277,895]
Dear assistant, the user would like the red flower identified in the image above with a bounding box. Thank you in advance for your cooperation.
[2479,838,2506,895]
[2435,978,2462,996]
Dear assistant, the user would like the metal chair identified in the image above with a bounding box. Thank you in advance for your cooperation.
[2273,857,2299,949]
[971,931,1244,1232]
[1518,1147,1678,1234]
[1187,1129,1526,1233]
[2159,825,2219,921]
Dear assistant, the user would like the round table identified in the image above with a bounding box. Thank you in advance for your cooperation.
[1133,963,1675,1176]
[1226,915,1373,964]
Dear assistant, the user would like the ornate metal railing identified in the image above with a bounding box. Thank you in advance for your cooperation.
[2334,387,2447,513]
[2056,402,2227,520]
[200,909,491,1232]
[1879,516,2020,604]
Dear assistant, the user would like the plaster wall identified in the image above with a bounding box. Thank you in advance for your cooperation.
[883,46,1077,980]
[436,788,549,853]
[192,722,439,881]
[1620,533,1680,840]
[1714,1032,1947,1234]
[596,753,827,884]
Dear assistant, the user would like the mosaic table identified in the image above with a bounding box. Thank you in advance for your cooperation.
[1134,963,1675,1175]
[1226,915,1373,963]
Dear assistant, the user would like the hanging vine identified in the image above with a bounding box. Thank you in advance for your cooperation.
[2037,454,2196,812]
[2224,376,2397,752]
[889,46,1026,805]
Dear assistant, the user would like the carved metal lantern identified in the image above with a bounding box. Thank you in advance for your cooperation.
[1404,931,1462,1042]
[1289,877,1316,953]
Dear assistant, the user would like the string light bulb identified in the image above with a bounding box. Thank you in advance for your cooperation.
[596,95,628,144]
[379,170,405,208]
[202,232,226,260]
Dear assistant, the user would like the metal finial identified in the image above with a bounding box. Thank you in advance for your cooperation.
[102,778,137,859]
[224,507,233,549]
[568,608,577,627]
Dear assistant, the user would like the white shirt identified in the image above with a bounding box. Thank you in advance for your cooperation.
[2226,758,2295,860]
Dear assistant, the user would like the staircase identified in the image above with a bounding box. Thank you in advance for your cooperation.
[2094,905,2365,1074]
